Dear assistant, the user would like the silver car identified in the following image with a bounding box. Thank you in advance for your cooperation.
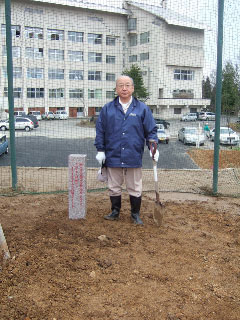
[0,118,34,132]
[41,111,55,120]
[180,113,197,121]
[178,127,205,145]
[198,112,215,121]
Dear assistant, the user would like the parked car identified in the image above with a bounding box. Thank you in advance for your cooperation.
[0,134,8,156]
[0,117,34,131]
[178,127,205,145]
[14,111,27,117]
[180,113,197,122]
[25,115,39,128]
[41,111,55,120]
[157,125,170,144]
[28,111,42,121]
[54,110,69,120]
[198,112,215,121]
[154,118,170,129]
[209,127,240,145]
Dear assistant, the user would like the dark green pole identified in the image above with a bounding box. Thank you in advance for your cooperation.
[213,0,224,194]
[5,0,17,189]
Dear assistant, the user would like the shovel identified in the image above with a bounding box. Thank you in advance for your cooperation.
[150,141,164,227]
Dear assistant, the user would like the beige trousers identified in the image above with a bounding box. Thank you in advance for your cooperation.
[106,167,142,197]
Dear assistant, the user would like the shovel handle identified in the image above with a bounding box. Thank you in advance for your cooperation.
[149,140,157,160]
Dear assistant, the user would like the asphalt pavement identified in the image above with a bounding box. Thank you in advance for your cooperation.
[0,116,237,169]
[0,135,199,169]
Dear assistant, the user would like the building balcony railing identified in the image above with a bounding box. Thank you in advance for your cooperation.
[172,92,194,99]
[154,97,211,106]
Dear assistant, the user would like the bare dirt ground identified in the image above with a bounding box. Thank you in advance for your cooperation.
[187,149,240,169]
[1,189,240,320]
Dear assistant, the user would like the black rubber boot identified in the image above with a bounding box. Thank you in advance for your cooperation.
[104,196,121,220]
[130,195,143,225]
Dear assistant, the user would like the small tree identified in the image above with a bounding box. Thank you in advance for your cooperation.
[222,61,240,119]
[202,76,212,99]
[122,64,149,101]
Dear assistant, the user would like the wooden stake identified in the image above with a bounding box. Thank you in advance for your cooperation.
[0,223,11,261]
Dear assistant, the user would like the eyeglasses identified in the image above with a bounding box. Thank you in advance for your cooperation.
[116,84,133,89]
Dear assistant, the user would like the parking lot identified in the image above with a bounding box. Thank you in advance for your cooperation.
[1,115,237,139]
[1,116,239,169]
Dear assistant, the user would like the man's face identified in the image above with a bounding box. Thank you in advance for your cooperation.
[116,77,134,101]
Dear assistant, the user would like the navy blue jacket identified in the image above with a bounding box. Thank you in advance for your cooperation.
[95,97,158,168]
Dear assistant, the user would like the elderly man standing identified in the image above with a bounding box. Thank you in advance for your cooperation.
[95,75,159,225]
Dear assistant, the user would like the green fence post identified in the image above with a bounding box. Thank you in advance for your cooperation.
[5,0,17,190]
[213,0,224,194]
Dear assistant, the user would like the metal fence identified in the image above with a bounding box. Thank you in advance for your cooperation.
[0,0,240,197]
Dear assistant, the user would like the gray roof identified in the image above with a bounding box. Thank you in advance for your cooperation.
[126,1,207,30]
[29,0,129,15]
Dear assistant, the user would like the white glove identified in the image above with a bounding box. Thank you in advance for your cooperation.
[96,151,106,166]
[149,149,159,162]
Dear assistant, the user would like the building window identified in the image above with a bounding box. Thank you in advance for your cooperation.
[48,69,64,80]
[68,50,83,61]
[140,52,149,61]
[106,36,116,46]
[4,87,22,98]
[3,67,22,78]
[88,71,102,81]
[128,18,137,31]
[106,55,116,64]
[69,70,83,80]
[49,88,64,98]
[88,89,102,99]
[25,26,43,39]
[3,46,21,58]
[88,52,102,63]
[174,69,194,80]
[27,68,44,79]
[129,35,137,47]
[27,88,44,98]
[48,49,64,61]
[173,89,194,98]
[47,29,64,41]
[69,89,84,98]
[106,91,115,99]
[25,47,43,59]
[88,33,102,44]
[68,31,83,42]
[1,24,21,37]
[129,55,137,62]
[174,107,182,114]
[106,73,115,81]
[140,31,150,44]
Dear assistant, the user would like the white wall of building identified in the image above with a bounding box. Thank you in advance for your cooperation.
[0,0,210,119]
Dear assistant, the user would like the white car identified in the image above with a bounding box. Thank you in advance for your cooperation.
[210,127,240,145]
[157,126,170,144]
[41,111,55,120]
[198,112,215,121]
[28,111,42,121]
[180,113,197,122]
[0,117,34,131]
[178,127,205,145]
[54,111,69,120]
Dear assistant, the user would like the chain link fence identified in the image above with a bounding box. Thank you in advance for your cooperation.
[0,0,239,197]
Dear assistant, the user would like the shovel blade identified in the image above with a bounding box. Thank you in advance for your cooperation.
[153,201,164,227]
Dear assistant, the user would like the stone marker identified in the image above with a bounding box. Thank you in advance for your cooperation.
[68,154,87,219]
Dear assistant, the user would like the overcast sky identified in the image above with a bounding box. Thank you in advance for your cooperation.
[81,0,240,76]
